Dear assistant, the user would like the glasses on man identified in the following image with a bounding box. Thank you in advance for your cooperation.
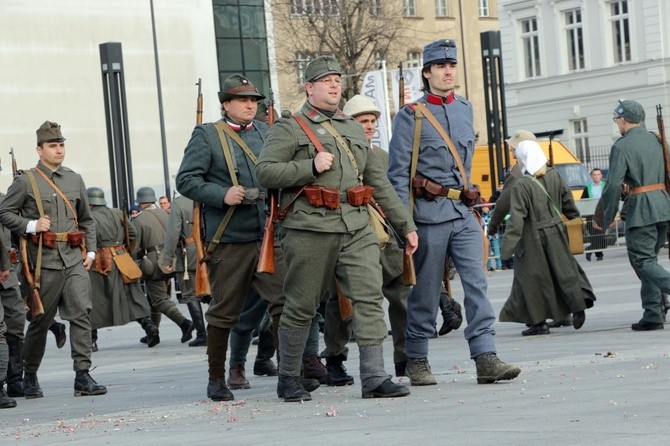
[314,77,342,86]
[612,116,622,122]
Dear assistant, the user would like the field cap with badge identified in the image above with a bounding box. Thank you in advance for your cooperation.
[303,55,342,82]
[613,100,645,124]
[36,120,66,145]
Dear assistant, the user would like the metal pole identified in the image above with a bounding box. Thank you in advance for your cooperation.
[150,0,171,198]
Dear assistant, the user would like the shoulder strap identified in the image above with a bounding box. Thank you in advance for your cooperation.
[293,114,325,153]
[24,170,44,289]
[529,176,566,221]
[214,121,259,167]
[320,120,362,184]
[413,102,470,190]
[30,169,79,226]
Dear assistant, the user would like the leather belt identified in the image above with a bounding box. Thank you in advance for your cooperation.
[629,183,666,195]
[412,176,462,200]
[145,244,163,254]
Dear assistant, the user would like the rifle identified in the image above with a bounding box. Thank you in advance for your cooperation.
[10,148,44,318]
[257,89,279,273]
[397,62,417,286]
[656,104,670,260]
[192,79,211,297]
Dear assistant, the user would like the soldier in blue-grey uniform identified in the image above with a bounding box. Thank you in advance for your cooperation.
[596,100,670,331]
[388,39,520,386]
[256,55,418,402]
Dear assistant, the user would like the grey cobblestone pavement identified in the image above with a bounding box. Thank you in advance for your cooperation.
[1,249,668,445]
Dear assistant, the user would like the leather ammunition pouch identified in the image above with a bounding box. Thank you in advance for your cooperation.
[94,247,113,275]
[460,188,481,208]
[30,230,85,249]
[303,185,341,209]
[8,248,18,265]
[347,185,375,207]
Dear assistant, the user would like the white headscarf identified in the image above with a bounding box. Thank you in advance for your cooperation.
[516,140,548,175]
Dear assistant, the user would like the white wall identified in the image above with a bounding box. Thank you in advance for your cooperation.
[0,0,220,200]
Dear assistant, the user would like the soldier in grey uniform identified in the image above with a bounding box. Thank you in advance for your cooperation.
[0,121,106,398]
[176,74,291,402]
[388,40,520,386]
[256,56,417,402]
[132,187,194,343]
[86,187,159,348]
[318,94,409,384]
[0,235,18,408]
[160,194,207,347]
[597,100,670,331]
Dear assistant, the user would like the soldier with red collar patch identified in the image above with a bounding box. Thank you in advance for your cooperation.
[388,39,521,387]
[257,56,418,402]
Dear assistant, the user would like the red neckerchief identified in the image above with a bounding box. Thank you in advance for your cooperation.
[425,91,455,105]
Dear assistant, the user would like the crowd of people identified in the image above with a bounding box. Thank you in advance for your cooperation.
[1,39,669,410]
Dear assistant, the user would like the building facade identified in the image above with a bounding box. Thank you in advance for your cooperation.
[499,0,670,169]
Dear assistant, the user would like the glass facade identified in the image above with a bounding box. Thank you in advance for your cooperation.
[213,0,270,97]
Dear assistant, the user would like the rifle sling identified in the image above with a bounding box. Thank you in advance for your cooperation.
[25,171,45,290]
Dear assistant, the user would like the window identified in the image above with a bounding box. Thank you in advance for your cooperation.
[478,0,489,17]
[610,0,631,63]
[369,0,382,16]
[521,17,541,78]
[403,0,416,17]
[291,0,338,16]
[296,52,312,84]
[435,0,448,17]
[565,9,585,71]
[571,118,589,163]
[407,50,421,68]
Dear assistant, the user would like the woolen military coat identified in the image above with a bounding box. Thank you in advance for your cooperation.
[89,205,150,329]
[600,126,670,228]
[161,195,196,273]
[499,167,596,325]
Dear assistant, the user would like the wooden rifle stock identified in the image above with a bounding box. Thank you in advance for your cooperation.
[192,78,211,297]
[335,282,353,322]
[257,88,279,274]
[19,236,44,319]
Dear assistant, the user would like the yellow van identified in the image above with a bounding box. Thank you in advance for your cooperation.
[471,140,590,201]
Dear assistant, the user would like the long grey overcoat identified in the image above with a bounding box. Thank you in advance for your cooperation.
[499,167,596,325]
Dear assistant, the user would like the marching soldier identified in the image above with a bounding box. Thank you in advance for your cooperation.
[0,121,106,398]
[132,187,195,344]
[86,187,159,349]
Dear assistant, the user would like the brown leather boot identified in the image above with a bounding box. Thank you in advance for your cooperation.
[228,364,250,390]
[302,356,327,384]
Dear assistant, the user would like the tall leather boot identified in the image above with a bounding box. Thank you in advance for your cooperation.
[187,301,207,347]
[277,325,314,402]
[0,345,17,409]
[140,312,162,344]
[359,344,409,399]
[137,317,160,347]
[6,341,24,397]
[206,325,234,401]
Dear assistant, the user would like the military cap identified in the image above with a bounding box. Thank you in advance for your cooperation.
[343,94,380,118]
[614,100,645,124]
[218,74,266,103]
[86,187,107,206]
[506,129,537,149]
[304,55,342,82]
[423,39,457,66]
[36,120,66,144]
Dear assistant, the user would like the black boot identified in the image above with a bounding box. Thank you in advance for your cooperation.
[138,317,160,347]
[180,319,195,343]
[23,372,43,399]
[74,370,107,396]
[141,312,162,343]
[6,341,24,397]
[206,325,234,401]
[187,301,207,347]
[49,320,67,349]
[207,378,234,401]
[91,329,98,352]
[325,355,354,386]
[438,293,463,336]
[0,385,16,409]
[277,375,311,402]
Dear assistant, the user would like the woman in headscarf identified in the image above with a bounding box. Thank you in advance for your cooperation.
[499,140,596,336]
